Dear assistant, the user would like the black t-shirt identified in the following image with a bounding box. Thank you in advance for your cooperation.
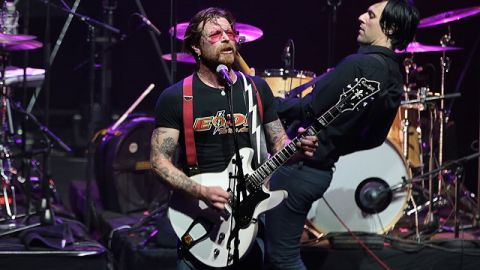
[154,72,278,174]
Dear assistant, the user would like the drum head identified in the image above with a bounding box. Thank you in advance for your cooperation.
[308,140,411,234]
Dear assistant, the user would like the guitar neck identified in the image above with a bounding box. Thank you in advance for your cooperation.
[245,77,380,190]
[246,103,342,190]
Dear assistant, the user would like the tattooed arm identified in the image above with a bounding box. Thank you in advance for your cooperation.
[264,120,317,157]
[264,119,290,155]
[150,127,230,210]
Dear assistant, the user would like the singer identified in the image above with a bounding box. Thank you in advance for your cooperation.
[150,7,318,270]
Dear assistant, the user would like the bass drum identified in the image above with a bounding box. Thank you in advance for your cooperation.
[95,115,170,213]
[307,139,411,234]
[260,69,315,98]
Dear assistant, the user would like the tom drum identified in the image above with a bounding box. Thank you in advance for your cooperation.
[260,69,315,98]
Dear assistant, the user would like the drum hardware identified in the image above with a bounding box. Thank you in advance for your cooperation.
[6,102,71,228]
[404,152,480,239]
[400,92,461,232]
[0,53,70,235]
[400,92,461,106]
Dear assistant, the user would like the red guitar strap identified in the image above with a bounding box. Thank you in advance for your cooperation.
[182,74,199,175]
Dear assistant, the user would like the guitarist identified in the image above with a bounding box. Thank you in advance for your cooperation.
[265,1,419,269]
[150,7,318,270]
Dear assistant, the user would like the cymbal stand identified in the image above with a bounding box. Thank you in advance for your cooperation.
[437,26,453,196]
[402,56,415,164]
[422,27,453,230]
[425,100,438,229]
[0,50,17,222]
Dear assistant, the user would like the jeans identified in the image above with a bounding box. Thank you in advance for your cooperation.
[265,163,332,270]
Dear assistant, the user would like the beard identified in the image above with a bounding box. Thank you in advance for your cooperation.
[200,43,237,71]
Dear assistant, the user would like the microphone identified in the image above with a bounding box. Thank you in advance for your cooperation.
[282,39,293,70]
[354,178,394,214]
[364,186,389,203]
[137,13,161,36]
[216,64,233,86]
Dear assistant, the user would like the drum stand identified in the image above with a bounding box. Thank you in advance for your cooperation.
[422,29,453,232]
[0,51,18,223]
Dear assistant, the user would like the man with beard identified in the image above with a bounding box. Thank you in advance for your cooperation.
[150,7,318,269]
[265,1,419,269]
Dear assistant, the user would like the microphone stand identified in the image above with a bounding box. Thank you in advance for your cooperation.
[326,0,342,67]
[223,79,246,268]
[9,101,71,228]
[134,0,173,85]
[406,152,480,236]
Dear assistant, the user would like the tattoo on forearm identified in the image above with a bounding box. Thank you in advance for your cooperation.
[265,120,289,153]
[151,128,200,197]
[157,166,200,197]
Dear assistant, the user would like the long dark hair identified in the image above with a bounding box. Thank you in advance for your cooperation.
[183,7,236,60]
[380,0,420,50]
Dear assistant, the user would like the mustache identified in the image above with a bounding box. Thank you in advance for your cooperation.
[218,42,237,51]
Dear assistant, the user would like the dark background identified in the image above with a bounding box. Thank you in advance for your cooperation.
[9,1,480,194]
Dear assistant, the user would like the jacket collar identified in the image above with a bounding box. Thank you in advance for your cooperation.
[358,45,401,63]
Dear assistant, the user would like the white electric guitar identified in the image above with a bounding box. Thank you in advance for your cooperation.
[168,77,381,267]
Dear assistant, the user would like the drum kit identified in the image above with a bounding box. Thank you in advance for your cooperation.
[162,6,480,241]
[0,30,52,228]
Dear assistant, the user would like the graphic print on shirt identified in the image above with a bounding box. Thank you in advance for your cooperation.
[193,110,249,135]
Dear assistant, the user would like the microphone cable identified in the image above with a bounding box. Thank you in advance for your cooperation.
[322,197,393,270]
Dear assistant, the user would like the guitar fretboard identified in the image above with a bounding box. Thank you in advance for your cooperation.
[244,77,380,191]
[245,100,345,191]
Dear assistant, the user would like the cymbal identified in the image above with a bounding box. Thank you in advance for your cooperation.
[419,6,480,28]
[162,52,195,64]
[169,22,263,43]
[0,33,37,45]
[395,41,462,53]
[1,40,43,51]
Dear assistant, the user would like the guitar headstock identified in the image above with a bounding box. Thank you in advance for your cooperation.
[337,77,380,112]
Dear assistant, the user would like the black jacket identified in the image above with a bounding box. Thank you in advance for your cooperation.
[277,45,404,168]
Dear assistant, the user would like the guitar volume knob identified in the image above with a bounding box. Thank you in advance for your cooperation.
[218,233,225,243]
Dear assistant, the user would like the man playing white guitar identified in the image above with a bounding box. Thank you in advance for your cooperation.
[150,7,318,270]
